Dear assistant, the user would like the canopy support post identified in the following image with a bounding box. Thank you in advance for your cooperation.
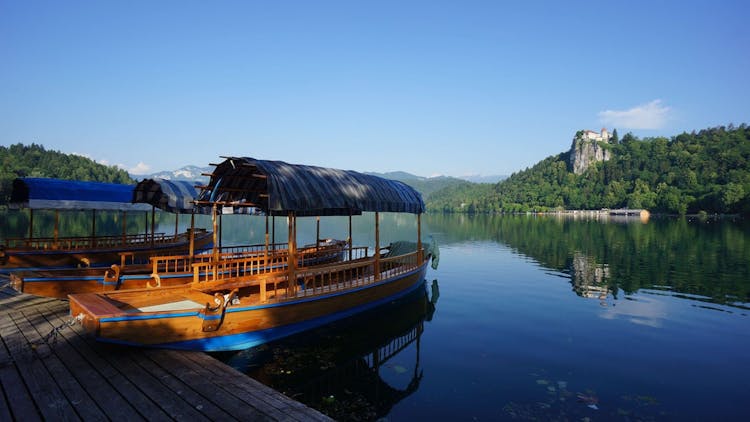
[122,211,127,246]
[264,214,269,255]
[91,210,96,247]
[211,204,218,262]
[28,209,34,242]
[189,211,195,264]
[174,213,179,239]
[316,216,320,250]
[287,212,297,297]
[54,210,59,248]
[348,211,353,261]
[374,212,380,281]
[272,216,276,251]
[219,212,223,250]
[417,213,423,263]
[150,206,156,247]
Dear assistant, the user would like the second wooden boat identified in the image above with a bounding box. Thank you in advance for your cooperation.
[1,178,212,270]
[9,239,347,298]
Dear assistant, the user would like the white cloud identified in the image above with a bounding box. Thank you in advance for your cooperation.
[65,151,150,175]
[71,152,114,167]
[598,99,671,130]
[71,152,92,159]
[129,162,152,175]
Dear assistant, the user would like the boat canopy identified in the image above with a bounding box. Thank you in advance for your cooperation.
[132,178,205,214]
[198,157,425,216]
[9,178,151,211]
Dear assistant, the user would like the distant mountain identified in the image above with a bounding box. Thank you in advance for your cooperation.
[365,171,469,198]
[366,171,421,180]
[133,165,212,183]
[459,174,508,184]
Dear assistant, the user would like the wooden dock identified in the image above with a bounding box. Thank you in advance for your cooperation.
[0,280,331,421]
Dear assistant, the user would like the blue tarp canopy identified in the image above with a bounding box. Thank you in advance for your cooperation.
[10,178,151,211]
[198,157,425,216]
[132,178,204,214]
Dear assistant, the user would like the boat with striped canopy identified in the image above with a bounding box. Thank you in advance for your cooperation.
[8,177,346,298]
[0,177,213,271]
[69,157,438,351]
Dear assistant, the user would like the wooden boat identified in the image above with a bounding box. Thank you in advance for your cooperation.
[0,178,213,270]
[69,157,438,351]
[9,239,347,298]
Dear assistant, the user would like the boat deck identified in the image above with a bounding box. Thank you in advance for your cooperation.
[0,279,331,421]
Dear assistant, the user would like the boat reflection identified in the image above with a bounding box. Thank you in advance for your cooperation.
[220,279,439,420]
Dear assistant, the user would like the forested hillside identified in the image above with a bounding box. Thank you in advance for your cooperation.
[0,143,134,205]
[368,171,469,198]
[426,125,750,215]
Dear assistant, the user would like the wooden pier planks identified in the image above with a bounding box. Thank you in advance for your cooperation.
[0,284,331,421]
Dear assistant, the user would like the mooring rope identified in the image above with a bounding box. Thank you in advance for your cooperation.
[0,273,10,290]
[30,313,84,356]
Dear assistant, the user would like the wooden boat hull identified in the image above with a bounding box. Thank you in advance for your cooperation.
[69,259,429,352]
[9,264,180,298]
[0,230,213,271]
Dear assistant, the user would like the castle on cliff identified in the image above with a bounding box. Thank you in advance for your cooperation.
[569,128,613,175]
[579,128,612,142]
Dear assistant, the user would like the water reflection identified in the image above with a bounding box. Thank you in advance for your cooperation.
[570,252,611,303]
[219,280,439,420]
[423,213,750,309]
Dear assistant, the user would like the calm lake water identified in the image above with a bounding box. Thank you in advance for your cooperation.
[221,213,750,421]
[2,210,749,420]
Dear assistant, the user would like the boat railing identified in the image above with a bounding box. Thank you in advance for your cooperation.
[1,231,197,250]
[378,250,421,279]
[299,320,423,406]
[222,242,288,254]
[149,243,289,274]
[342,246,369,262]
[295,249,422,299]
[192,252,289,283]
[190,242,351,284]
[187,245,421,303]
[365,320,423,369]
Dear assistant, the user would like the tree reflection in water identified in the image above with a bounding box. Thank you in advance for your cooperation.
[218,279,439,421]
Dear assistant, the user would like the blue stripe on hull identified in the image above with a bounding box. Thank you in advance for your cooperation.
[97,265,428,352]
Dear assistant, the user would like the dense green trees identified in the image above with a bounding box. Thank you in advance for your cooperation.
[0,143,134,205]
[426,125,750,215]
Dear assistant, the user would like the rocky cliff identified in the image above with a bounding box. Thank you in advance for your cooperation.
[569,138,612,175]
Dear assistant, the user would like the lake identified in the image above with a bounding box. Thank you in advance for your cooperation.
[2,210,749,420]
[221,213,750,421]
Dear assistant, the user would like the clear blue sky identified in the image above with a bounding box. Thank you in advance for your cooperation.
[1,0,748,178]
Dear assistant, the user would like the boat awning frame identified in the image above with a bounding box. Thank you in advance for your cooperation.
[9,177,152,211]
[197,157,425,216]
